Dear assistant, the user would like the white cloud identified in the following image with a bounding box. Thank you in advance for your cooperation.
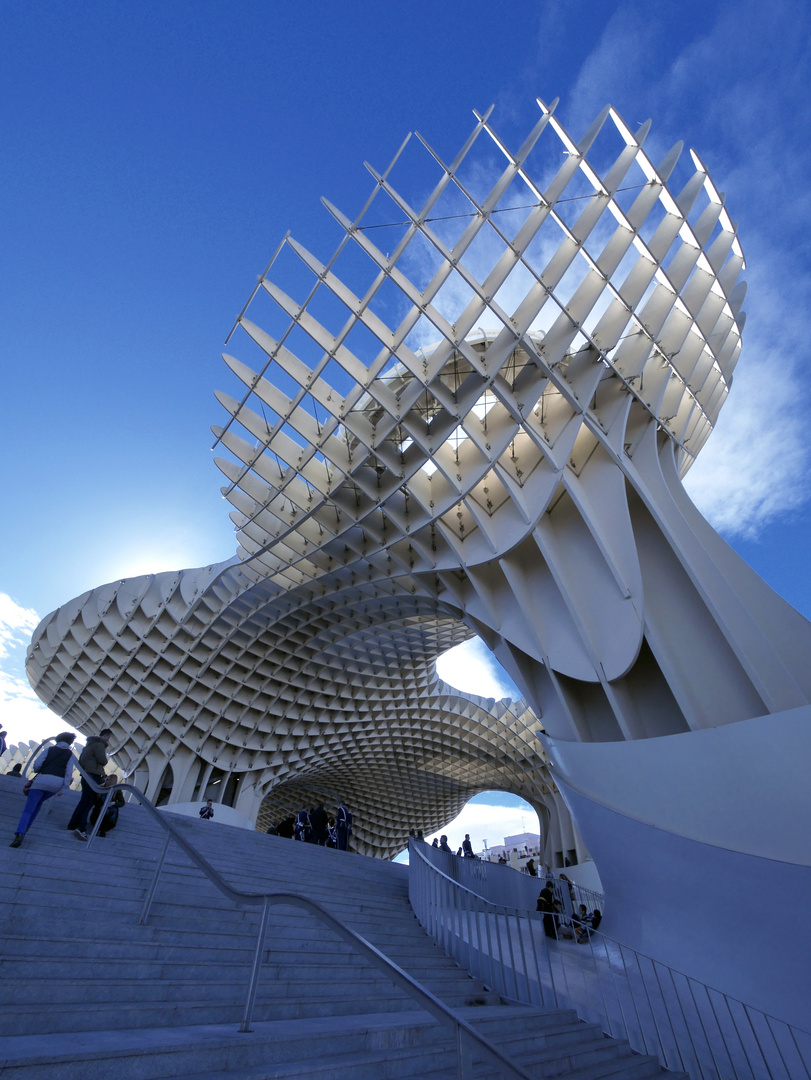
[425,800,540,855]
[403,31,811,543]
[0,593,77,748]
[394,798,541,863]
[436,637,519,700]
[0,593,39,661]
[556,2,811,540]
[683,347,810,538]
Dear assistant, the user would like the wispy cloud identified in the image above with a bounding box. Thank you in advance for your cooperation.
[0,593,39,661]
[556,0,811,540]
[683,314,811,539]
[436,638,519,701]
[0,593,74,747]
[394,799,540,862]
[425,799,539,854]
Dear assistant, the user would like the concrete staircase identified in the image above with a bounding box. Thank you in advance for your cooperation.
[0,775,683,1079]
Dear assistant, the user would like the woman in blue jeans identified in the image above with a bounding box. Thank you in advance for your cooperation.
[10,733,77,848]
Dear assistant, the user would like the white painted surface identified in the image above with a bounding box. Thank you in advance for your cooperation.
[554,775,811,1031]
[542,705,811,865]
[159,801,256,831]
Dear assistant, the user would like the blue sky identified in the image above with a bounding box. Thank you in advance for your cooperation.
[2,1,810,849]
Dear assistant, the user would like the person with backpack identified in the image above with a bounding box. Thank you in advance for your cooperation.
[294,807,312,842]
[10,733,78,848]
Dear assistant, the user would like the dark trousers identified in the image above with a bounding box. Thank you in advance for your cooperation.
[68,776,103,832]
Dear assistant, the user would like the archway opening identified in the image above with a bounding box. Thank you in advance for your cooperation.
[435,639,519,700]
[394,790,540,864]
[154,762,174,806]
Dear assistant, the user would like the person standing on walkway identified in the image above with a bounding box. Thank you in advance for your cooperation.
[10,733,77,848]
[68,728,112,841]
[294,807,312,842]
[199,799,215,820]
[276,816,295,839]
[537,881,557,938]
[310,804,329,846]
[335,801,352,851]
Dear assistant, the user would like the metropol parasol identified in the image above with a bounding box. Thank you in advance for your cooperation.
[26,98,811,1024]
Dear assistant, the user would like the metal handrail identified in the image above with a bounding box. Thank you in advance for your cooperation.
[419,844,605,917]
[22,740,533,1080]
[408,840,811,1080]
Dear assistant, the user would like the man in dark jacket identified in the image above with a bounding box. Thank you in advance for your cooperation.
[335,802,352,851]
[68,729,112,840]
[276,816,295,839]
[537,882,557,938]
[310,804,329,845]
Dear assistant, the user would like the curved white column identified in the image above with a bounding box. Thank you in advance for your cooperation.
[543,707,811,1028]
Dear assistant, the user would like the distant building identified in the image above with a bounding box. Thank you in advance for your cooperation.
[478,832,541,863]
[503,832,541,853]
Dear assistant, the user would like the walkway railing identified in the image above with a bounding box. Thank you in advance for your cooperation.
[22,741,532,1080]
[409,840,811,1080]
[421,846,604,920]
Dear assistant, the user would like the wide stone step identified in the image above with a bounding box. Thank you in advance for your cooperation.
[0,993,439,1038]
[0,1007,680,1080]
[0,966,495,1007]
[0,1012,464,1080]
[0,779,683,1080]
[0,931,457,974]
[0,1009,604,1080]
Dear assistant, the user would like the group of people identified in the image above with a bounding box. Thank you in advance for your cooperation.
[267,801,353,850]
[410,830,477,858]
[536,880,602,943]
[9,729,123,848]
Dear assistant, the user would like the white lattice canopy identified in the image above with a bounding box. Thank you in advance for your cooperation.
[32,99,810,864]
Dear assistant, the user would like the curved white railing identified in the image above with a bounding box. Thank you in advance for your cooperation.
[419,845,604,919]
[20,740,532,1079]
[409,841,811,1080]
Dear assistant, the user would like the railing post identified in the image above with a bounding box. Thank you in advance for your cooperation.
[505,910,520,999]
[762,1013,794,1080]
[86,788,113,849]
[139,831,171,925]
[554,915,574,1009]
[457,1026,473,1080]
[240,895,271,1033]
[588,929,612,1037]
[688,977,726,1080]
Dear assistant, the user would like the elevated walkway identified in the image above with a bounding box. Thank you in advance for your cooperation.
[0,775,678,1079]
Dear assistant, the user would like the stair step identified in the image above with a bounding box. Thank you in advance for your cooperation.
[0,778,681,1079]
